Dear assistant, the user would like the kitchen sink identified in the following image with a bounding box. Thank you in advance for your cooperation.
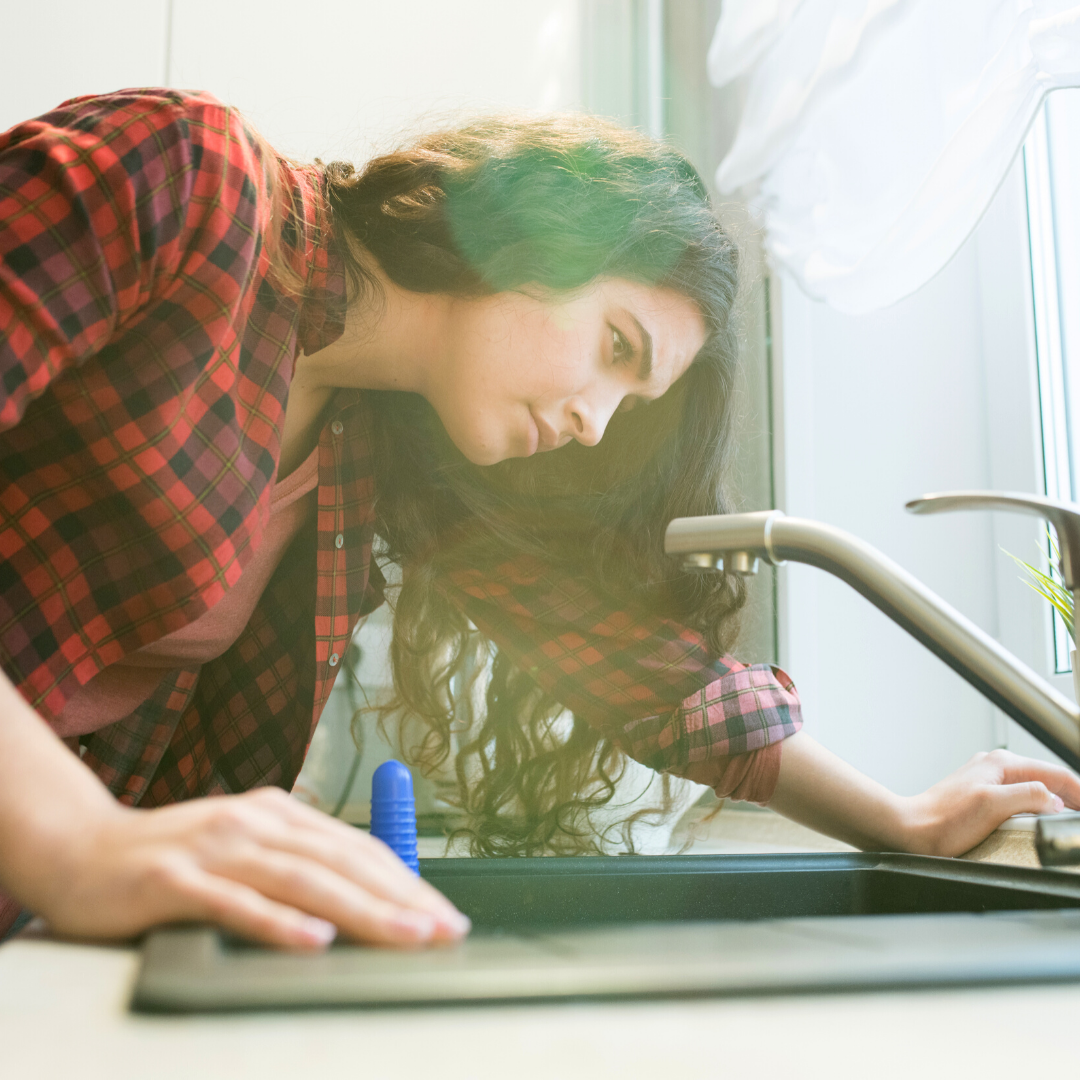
[132,852,1080,1011]
[422,850,1080,924]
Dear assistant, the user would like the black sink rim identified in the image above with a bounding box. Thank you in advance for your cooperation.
[419,851,1080,901]
[133,852,1080,1012]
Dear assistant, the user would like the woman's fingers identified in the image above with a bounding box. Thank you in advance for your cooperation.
[268,827,466,931]
[208,847,446,946]
[267,791,407,870]
[990,779,1066,820]
[224,789,469,935]
[990,751,1080,808]
[176,868,340,951]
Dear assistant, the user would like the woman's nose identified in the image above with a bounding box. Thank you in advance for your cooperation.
[566,394,617,447]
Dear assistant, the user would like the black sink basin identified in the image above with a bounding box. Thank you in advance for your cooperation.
[132,852,1080,1012]
[421,851,1080,926]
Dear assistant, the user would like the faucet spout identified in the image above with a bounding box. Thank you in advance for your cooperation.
[664,510,1080,771]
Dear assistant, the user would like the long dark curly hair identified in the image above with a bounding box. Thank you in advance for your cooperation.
[318,114,745,856]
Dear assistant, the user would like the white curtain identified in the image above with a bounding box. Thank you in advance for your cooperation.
[709,0,1080,314]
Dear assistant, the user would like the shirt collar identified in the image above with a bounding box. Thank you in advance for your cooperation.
[296,179,347,356]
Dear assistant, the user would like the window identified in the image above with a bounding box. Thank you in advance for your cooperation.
[1022,89,1080,674]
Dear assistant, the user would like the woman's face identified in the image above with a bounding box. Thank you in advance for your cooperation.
[427,278,707,466]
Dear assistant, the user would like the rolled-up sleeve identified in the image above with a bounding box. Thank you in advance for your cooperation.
[437,555,802,802]
[621,666,801,804]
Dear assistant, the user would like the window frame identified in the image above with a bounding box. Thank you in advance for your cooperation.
[967,128,1072,759]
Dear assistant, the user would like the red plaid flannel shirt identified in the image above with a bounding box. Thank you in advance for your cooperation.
[0,89,801,809]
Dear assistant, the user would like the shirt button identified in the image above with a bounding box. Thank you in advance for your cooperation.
[331,420,344,436]
[334,533,344,549]
[328,652,340,667]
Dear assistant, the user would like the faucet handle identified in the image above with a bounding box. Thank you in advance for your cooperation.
[905,490,1080,589]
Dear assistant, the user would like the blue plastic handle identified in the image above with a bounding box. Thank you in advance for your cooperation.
[370,759,419,873]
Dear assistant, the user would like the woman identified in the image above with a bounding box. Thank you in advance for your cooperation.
[1,88,1077,952]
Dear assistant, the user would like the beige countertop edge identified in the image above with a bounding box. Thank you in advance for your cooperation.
[1,935,1079,1079]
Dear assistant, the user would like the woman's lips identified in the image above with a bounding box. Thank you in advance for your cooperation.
[529,410,561,452]
[525,411,540,456]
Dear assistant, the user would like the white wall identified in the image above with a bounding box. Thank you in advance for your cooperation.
[2,1,582,160]
[0,1,169,133]
[169,0,581,161]
[774,156,1062,795]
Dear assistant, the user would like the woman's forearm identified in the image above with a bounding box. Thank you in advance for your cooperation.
[0,667,119,907]
[766,731,910,850]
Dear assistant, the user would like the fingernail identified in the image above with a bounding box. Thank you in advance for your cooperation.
[439,911,472,937]
[392,911,436,940]
[300,916,337,946]
[1053,794,1065,811]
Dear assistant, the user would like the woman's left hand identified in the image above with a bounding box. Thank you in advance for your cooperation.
[901,748,1080,857]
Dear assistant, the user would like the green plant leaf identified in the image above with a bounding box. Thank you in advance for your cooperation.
[1004,541,1074,644]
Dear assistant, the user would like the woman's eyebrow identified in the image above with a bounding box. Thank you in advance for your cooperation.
[630,315,653,381]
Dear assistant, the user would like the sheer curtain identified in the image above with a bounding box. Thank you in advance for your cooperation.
[709,0,1080,313]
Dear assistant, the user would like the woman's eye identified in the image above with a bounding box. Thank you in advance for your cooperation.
[612,326,633,364]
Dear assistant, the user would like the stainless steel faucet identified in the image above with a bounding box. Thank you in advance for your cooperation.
[905,491,1080,640]
[664,493,1080,774]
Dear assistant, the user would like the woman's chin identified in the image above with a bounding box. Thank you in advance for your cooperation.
[453,431,533,466]
[458,441,512,467]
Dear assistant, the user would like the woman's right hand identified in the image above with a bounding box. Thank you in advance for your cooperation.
[26,786,470,950]
[0,667,468,950]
